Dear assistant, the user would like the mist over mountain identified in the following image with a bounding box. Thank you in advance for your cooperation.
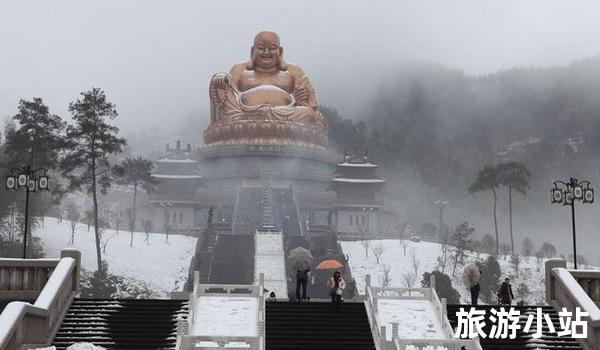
[324,56,600,262]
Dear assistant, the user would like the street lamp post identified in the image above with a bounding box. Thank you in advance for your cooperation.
[434,200,448,238]
[5,166,50,258]
[159,201,173,244]
[551,178,594,269]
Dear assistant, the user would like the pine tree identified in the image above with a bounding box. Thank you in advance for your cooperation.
[114,156,158,247]
[60,88,126,277]
[478,256,502,303]
[496,161,531,255]
[4,98,66,169]
[3,98,66,249]
[469,165,500,255]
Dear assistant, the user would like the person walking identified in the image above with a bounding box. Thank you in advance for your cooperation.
[327,271,345,305]
[498,278,514,305]
[295,268,310,302]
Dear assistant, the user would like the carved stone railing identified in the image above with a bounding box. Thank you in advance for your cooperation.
[546,258,600,350]
[364,274,481,350]
[393,337,483,350]
[0,249,81,350]
[177,272,265,350]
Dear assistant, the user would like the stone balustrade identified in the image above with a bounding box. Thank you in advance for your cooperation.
[0,249,80,350]
[546,258,600,350]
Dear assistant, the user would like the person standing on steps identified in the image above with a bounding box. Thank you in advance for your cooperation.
[295,268,310,302]
[470,282,480,305]
[498,277,514,305]
[327,271,345,305]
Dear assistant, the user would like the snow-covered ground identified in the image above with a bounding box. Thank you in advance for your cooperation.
[254,233,287,298]
[377,299,445,340]
[191,296,258,336]
[33,217,197,297]
[341,239,589,305]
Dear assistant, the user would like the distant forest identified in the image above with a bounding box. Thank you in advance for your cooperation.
[325,56,600,199]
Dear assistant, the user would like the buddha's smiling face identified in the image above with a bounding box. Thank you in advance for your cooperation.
[251,31,282,71]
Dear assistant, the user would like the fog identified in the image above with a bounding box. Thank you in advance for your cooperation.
[2,1,600,263]
[2,1,600,134]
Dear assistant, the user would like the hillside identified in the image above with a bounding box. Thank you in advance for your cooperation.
[33,217,197,297]
[341,238,597,305]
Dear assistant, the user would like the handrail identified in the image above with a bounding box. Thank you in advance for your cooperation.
[546,258,600,350]
[0,249,80,350]
[180,273,265,350]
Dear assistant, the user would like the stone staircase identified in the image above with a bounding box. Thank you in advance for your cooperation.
[52,298,188,350]
[446,305,583,350]
[266,301,375,350]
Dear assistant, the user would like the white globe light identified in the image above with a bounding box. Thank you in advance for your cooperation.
[28,179,36,191]
[6,176,16,190]
[552,189,563,203]
[573,186,583,199]
[18,174,28,187]
[584,189,594,203]
[38,176,49,190]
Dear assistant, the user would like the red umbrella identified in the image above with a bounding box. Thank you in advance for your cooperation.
[316,259,344,270]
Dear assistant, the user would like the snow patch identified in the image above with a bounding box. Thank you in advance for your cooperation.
[191,296,258,336]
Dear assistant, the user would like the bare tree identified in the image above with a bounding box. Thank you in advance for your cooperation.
[143,219,152,245]
[65,201,80,244]
[410,249,420,278]
[402,270,417,288]
[380,264,392,288]
[400,238,409,257]
[361,239,370,257]
[510,254,521,278]
[500,243,511,260]
[436,231,451,273]
[372,244,385,264]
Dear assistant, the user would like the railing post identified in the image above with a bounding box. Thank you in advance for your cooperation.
[545,258,567,303]
[430,273,436,291]
[61,249,81,291]
[366,274,371,289]
[380,326,387,350]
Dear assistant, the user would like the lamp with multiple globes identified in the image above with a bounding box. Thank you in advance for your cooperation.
[551,178,594,269]
[5,166,50,258]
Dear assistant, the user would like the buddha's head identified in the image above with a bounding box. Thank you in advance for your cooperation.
[248,31,287,72]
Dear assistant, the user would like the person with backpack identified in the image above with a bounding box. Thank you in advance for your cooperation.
[327,271,346,305]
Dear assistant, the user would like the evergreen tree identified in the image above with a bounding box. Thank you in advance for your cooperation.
[114,156,158,247]
[478,256,502,303]
[3,98,66,250]
[60,88,126,277]
[451,221,474,276]
[481,234,496,256]
[469,165,500,255]
[421,270,461,304]
[4,98,66,169]
[496,161,531,255]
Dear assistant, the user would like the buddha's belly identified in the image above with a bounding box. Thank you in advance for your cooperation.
[239,85,293,106]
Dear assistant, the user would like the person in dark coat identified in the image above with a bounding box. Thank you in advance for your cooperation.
[470,282,480,305]
[295,269,309,302]
[498,278,515,305]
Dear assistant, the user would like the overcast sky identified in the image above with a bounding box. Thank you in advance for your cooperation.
[2,0,600,134]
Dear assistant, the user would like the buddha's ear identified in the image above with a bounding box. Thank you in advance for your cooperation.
[246,47,255,70]
[278,47,288,71]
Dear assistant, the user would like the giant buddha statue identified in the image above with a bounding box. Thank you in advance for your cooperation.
[204,31,328,148]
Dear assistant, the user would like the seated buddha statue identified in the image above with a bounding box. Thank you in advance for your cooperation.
[206,31,328,148]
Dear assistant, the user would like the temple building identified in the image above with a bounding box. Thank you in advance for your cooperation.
[331,149,385,237]
[146,30,399,237]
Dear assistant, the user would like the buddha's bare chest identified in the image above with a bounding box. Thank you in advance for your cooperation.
[238,71,294,92]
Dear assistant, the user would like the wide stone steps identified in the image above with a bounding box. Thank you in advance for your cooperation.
[447,305,583,350]
[266,301,375,350]
[52,298,188,350]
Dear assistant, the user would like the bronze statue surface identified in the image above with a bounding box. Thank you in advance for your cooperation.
[204,31,328,148]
